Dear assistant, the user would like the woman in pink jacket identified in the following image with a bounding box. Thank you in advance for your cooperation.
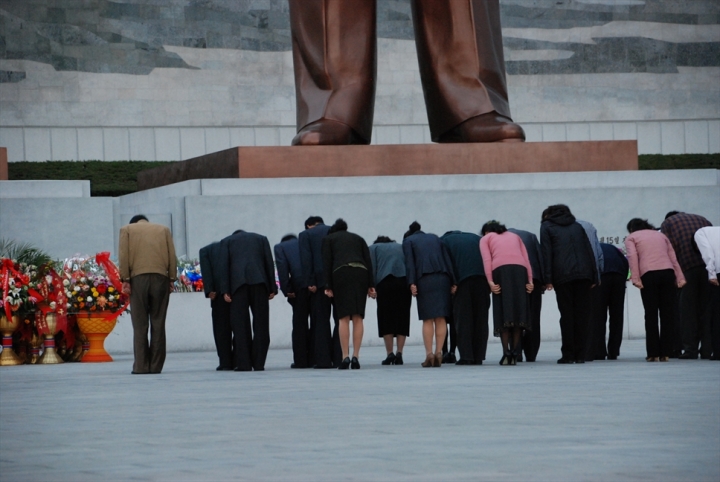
[480,221,534,365]
[624,218,686,362]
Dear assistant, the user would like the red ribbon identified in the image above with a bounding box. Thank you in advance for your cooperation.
[94,252,129,321]
[1,258,30,321]
[35,267,68,336]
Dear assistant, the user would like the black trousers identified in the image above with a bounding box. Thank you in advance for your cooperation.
[129,273,171,374]
[290,288,313,368]
[229,283,270,371]
[310,290,334,367]
[680,266,713,358]
[640,269,677,358]
[555,279,592,362]
[452,276,490,363]
[709,275,720,359]
[211,296,232,369]
[520,279,543,362]
[587,272,626,360]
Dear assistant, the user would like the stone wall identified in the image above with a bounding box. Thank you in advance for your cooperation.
[1,0,719,160]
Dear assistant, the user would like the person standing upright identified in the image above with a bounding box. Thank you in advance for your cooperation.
[507,227,545,362]
[199,240,233,370]
[218,230,277,372]
[589,243,629,361]
[275,233,312,368]
[299,216,337,368]
[119,214,177,375]
[540,205,598,364]
[694,226,720,360]
[661,211,713,359]
[440,230,490,365]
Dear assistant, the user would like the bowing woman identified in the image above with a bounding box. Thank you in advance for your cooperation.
[322,219,376,369]
[480,221,534,365]
[402,221,456,367]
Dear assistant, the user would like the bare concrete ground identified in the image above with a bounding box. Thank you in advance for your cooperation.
[1,339,718,482]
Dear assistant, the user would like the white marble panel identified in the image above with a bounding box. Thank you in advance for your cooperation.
[103,128,130,161]
[566,123,590,141]
[254,127,280,146]
[613,123,637,141]
[709,120,720,154]
[683,121,709,154]
[0,127,26,162]
[374,125,400,145]
[541,124,566,142]
[50,128,78,161]
[278,127,296,147]
[399,125,425,144]
[204,128,231,154]
[77,128,104,160]
[155,128,181,161]
[229,127,256,147]
[180,128,206,159]
[661,121,685,155]
[589,123,614,141]
[637,122,661,155]
[522,124,543,142]
[129,128,156,161]
[24,128,52,162]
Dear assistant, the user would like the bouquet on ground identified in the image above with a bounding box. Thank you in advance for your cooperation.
[175,258,203,293]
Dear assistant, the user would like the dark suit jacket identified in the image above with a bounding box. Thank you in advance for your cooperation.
[274,237,302,297]
[600,243,629,276]
[402,231,455,286]
[299,223,330,288]
[198,241,223,298]
[218,230,278,296]
[508,228,545,284]
[440,231,485,283]
[321,230,374,290]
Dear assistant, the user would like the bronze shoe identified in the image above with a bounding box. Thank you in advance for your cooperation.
[421,354,434,368]
[434,352,442,367]
[438,112,526,143]
[291,119,367,146]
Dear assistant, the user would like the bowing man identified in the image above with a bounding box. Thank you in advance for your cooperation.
[275,233,312,368]
[218,230,277,371]
[199,241,233,371]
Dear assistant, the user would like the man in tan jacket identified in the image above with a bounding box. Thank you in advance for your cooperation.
[119,215,177,374]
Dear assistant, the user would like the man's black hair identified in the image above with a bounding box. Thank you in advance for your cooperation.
[129,214,148,224]
[281,233,297,243]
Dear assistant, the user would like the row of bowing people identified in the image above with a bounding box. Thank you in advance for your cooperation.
[199,205,718,371]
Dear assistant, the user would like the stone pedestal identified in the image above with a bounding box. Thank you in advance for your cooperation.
[0,147,7,181]
[137,140,638,190]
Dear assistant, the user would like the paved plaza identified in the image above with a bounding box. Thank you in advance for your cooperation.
[1,339,719,482]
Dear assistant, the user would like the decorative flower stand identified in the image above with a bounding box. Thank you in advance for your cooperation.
[76,312,118,362]
[37,312,64,364]
[0,314,22,366]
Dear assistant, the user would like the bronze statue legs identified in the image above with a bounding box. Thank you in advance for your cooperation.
[289,0,524,145]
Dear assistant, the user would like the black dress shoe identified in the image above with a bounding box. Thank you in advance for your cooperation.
[131,371,149,374]
[253,367,264,371]
[679,352,698,359]
[394,352,404,365]
[575,359,585,364]
[443,352,457,364]
[216,366,233,371]
[607,355,617,360]
[338,357,351,370]
[381,353,396,365]
[234,367,252,372]
[516,354,524,362]
[351,357,361,369]
[455,359,473,365]
[525,358,535,362]
[557,358,574,364]
[313,364,333,369]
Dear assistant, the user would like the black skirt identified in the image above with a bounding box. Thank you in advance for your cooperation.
[376,275,412,337]
[332,266,370,319]
[416,272,452,320]
[491,264,531,336]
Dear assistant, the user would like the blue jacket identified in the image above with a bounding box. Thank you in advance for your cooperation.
[218,230,277,296]
[402,231,455,286]
[299,223,330,288]
[440,231,485,283]
[274,237,302,297]
[600,243,629,277]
